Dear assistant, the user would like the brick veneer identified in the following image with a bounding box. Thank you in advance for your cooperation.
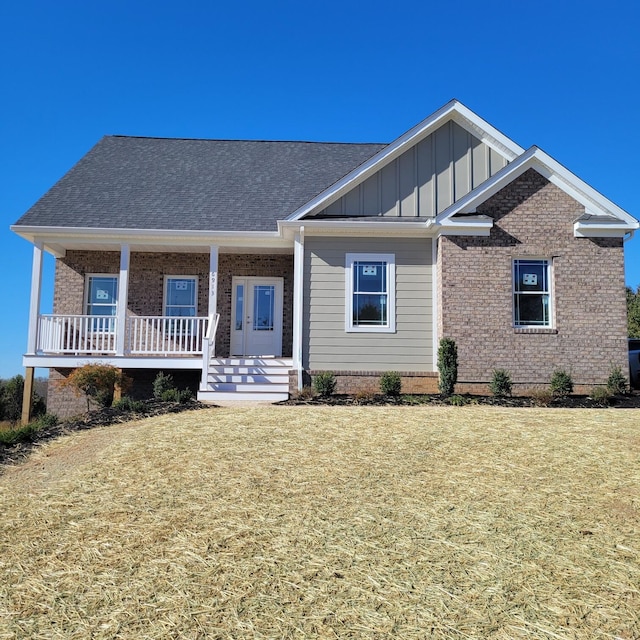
[437,168,628,391]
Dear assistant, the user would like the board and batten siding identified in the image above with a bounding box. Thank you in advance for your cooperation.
[317,120,507,218]
[303,237,433,372]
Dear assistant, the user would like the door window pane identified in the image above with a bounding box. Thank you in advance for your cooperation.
[253,285,275,331]
[235,284,244,331]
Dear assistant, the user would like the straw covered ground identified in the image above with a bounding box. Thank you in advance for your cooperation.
[0,406,638,639]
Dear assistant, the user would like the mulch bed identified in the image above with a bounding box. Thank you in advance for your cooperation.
[0,400,213,468]
[283,391,640,409]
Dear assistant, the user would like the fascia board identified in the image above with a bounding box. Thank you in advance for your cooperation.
[285,100,525,223]
[435,147,637,228]
[11,225,287,250]
[280,219,435,238]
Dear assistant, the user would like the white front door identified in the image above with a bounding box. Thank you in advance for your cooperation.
[230,277,283,356]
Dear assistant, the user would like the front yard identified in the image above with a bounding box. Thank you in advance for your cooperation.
[1,406,638,639]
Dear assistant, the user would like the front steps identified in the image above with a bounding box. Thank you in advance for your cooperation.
[198,358,292,402]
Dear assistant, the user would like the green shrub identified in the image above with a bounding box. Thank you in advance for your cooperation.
[380,371,402,397]
[153,372,175,399]
[489,369,513,397]
[112,396,146,412]
[437,338,458,396]
[0,413,57,446]
[32,413,58,428]
[589,386,612,406]
[313,372,336,398]
[606,366,628,395]
[550,369,574,397]
[160,388,181,402]
[448,394,471,406]
[178,389,194,404]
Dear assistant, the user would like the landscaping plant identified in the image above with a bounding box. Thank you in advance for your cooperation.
[63,364,130,410]
[606,365,628,395]
[550,369,574,397]
[437,338,458,396]
[380,371,402,397]
[313,371,336,398]
[489,369,513,397]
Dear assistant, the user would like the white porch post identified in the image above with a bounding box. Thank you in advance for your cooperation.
[208,245,219,318]
[292,228,304,390]
[115,244,130,356]
[26,242,44,355]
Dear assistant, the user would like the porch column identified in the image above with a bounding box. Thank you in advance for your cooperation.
[115,244,130,356]
[208,245,219,317]
[26,242,44,355]
[292,228,304,390]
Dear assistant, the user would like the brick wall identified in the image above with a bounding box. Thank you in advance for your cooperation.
[437,168,628,389]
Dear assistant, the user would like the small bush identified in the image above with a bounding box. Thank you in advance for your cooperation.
[550,369,574,397]
[32,413,58,428]
[161,388,181,402]
[448,394,471,406]
[112,396,146,412]
[153,372,175,399]
[0,413,57,446]
[589,386,613,406]
[606,366,628,395]
[380,371,402,397]
[313,372,336,398]
[438,338,458,396]
[489,369,513,397]
[63,364,131,410]
[178,389,194,404]
[295,386,316,401]
[529,387,554,407]
[354,389,377,404]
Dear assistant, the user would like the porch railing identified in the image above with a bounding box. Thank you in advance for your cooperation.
[37,314,208,356]
[129,316,208,355]
[38,314,117,354]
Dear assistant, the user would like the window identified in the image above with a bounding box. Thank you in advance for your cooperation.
[513,259,552,327]
[345,253,395,332]
[164,276,198,317]
[85,275,118,331]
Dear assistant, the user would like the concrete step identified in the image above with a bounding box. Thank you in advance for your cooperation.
[205,382,289,393]
[207,374,290,384]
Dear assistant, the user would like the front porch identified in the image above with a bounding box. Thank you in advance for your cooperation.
[21,239,304,419]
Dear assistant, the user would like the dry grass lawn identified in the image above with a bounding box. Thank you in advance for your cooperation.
[0,406,638,639]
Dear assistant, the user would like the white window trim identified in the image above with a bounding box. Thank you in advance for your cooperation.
[512,258,554,329]
[345,253,396,333]
[163,275,199,317]
[84,273,119,316]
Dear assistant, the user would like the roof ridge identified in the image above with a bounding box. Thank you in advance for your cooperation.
[106,135,388,146]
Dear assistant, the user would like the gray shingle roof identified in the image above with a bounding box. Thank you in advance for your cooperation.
[14,136,387,232]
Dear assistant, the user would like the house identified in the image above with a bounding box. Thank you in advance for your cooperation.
[12,100,638,418]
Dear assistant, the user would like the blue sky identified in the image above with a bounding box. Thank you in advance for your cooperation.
[1,0,639,378]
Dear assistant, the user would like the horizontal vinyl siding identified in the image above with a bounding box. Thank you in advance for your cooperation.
[304,237,432,372]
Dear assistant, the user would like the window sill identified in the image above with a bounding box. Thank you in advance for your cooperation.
[513,327,558,334]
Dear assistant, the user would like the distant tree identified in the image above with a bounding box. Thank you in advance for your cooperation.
[0,375,25,424]
[628,286,640,338]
